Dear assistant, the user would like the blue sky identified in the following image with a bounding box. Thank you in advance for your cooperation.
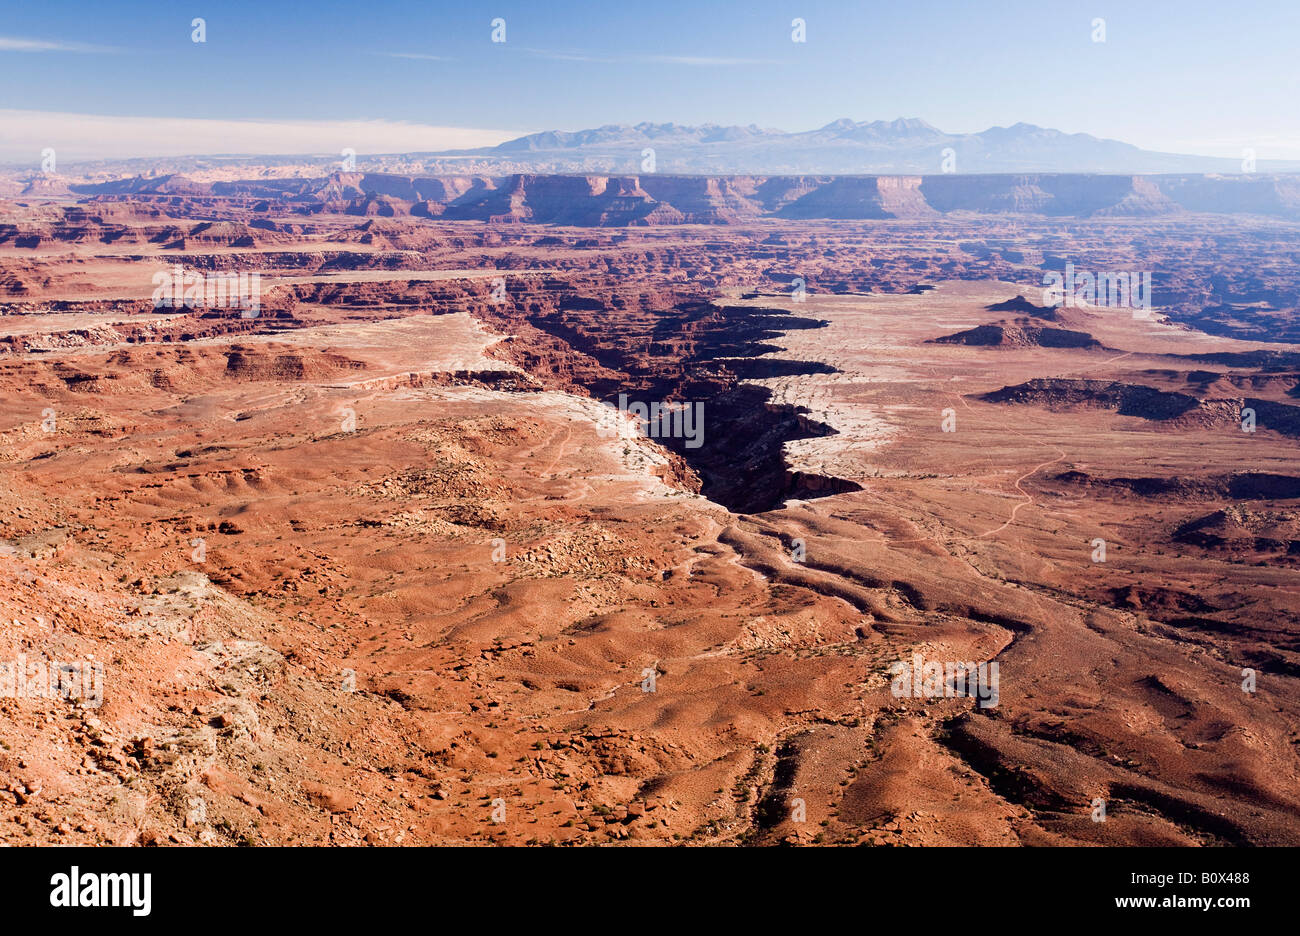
[2,0,1298,160]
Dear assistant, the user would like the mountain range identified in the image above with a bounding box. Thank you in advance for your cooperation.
[6,118,1298,178]
[438,118,1296,175]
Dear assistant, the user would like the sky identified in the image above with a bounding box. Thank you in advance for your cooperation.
[1,0,1298,163]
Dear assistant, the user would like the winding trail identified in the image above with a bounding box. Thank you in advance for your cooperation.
[539,422,573,478]
[954,347,1136,539]
[941,369,1066,540]
[975,449,1067,539]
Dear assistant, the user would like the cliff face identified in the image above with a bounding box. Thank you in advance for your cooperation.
[1152,174,1300,217]
[774,176,937,219]
[415,172,1252,223]
[488,171,1293,221]
[919,174,1180,216]
[440,175,681,225]
[637,176,766,223]
[67,172,1300,224]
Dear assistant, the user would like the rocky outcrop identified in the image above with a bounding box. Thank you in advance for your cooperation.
[982,378,1300,437]
[931,321,1104,349]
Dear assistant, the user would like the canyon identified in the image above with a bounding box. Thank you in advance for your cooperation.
[0,178,1298,846]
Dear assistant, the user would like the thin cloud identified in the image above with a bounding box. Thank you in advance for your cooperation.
[638,54,783,66]
[0,35,120,53]
[523,49,605,63]
[380,52,455,61]
[0,110,519,162]
[522,48,782,66]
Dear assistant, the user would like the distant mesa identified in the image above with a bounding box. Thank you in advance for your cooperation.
[50,171,1300,225]
[183,220,262,248]
[931,321,1104,349]
[1181,349,1300,370]
[1173,506,1300,555]
[1055,469,1300,502]
[981,377,1300,436]
[986,295,1059,320]
[981,378,1209,421]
